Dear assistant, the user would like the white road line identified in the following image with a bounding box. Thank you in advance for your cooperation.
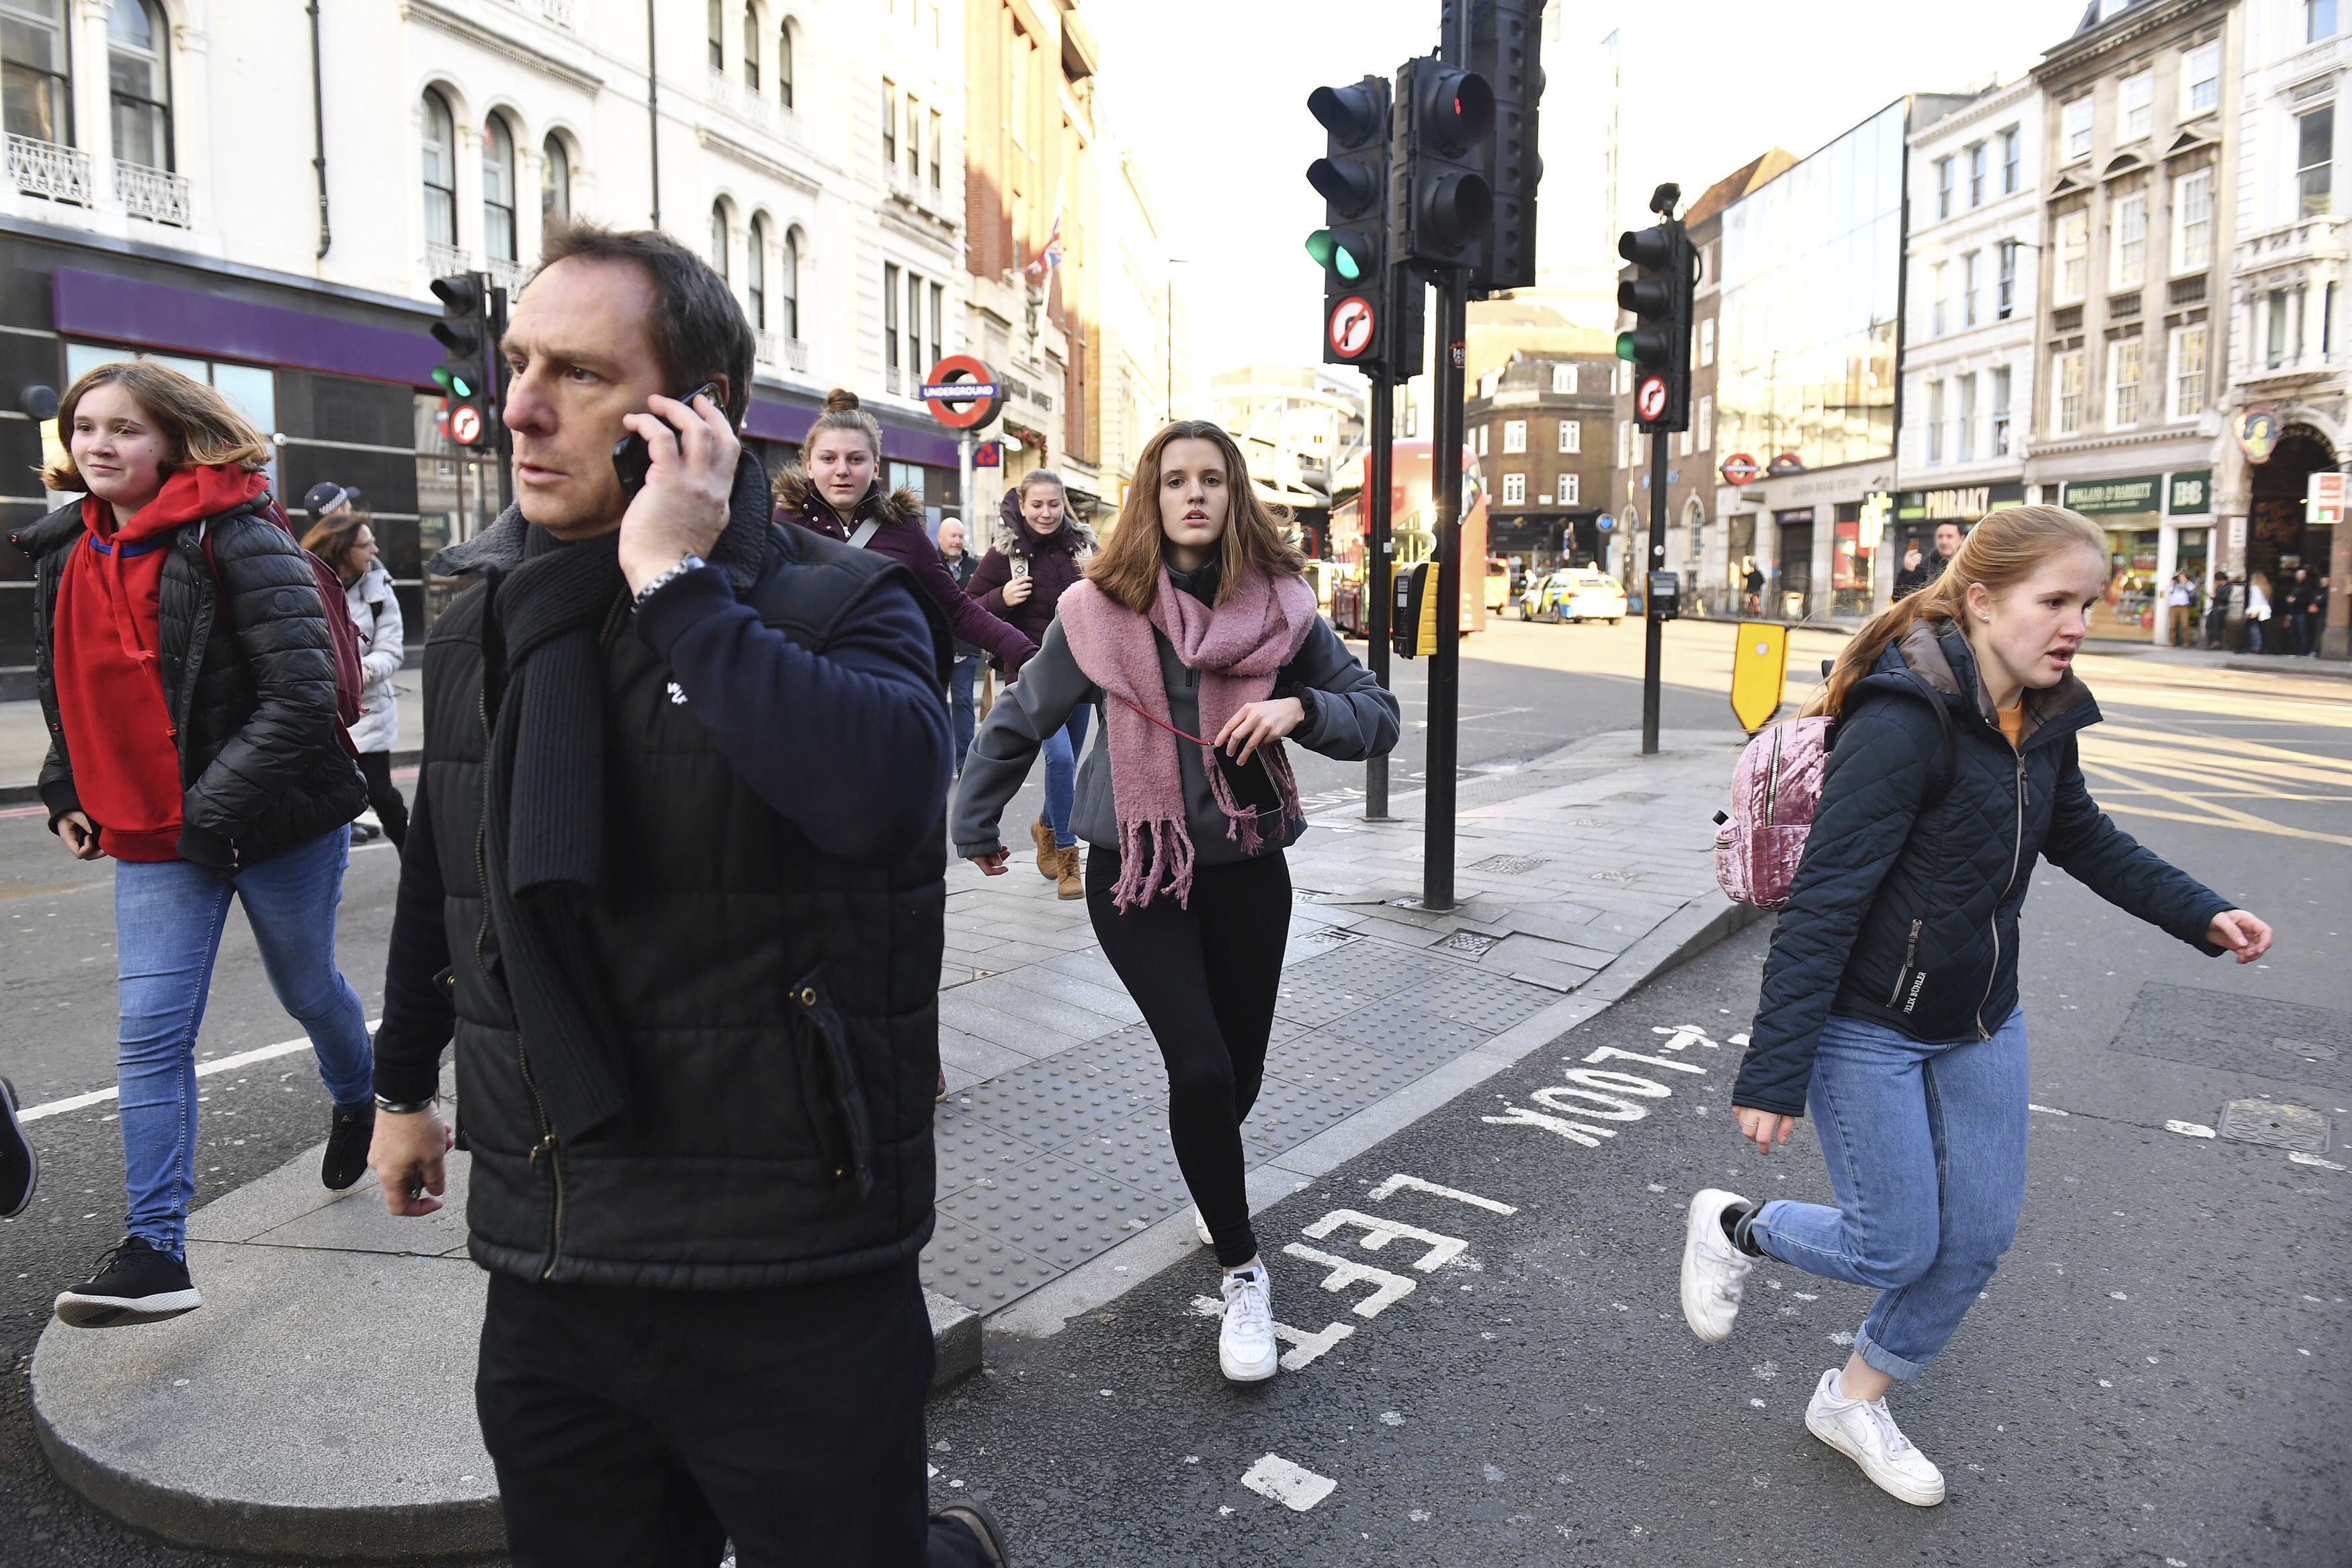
[1240,1453,1336,1512]
[1368,1172,1518,1215]
[2165,1119,2218,1139]
[18,1021,382,1123]
[2027,1103,2071,1116]
[2289,1151,2346,1172]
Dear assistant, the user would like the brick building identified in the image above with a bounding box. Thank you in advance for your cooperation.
[1466,351,1619,570]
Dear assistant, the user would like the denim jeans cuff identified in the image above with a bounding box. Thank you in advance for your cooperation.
[128,1223,187,1262]
[1854,1325,1928,1383]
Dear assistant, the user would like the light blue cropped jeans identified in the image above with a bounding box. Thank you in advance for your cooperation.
[1750,1006,2030,1381]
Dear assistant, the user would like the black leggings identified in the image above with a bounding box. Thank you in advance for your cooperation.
[1086,844,1292,1269]
[355,750,409,850]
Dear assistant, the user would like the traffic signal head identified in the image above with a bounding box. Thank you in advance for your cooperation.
[1392,57,1495,273]
[1455,0,1546,294]
[430,272,493,445]
[1308,75,1401,370]
[1615,220,1693,431]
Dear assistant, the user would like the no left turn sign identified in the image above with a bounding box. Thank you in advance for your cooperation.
[1328,294,1376,360]
[1636,375,1667,423]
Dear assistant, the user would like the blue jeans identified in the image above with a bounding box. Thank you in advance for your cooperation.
[1038,704,1092,850]
[948,654,978,775]
[1751,1006,2029,1381]
[114,827,374,1257]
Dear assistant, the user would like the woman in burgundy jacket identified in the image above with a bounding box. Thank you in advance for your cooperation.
[971,470,1097,897]
[778,389,1034,678]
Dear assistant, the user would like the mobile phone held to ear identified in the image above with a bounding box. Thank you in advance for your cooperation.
[612,382,722,500]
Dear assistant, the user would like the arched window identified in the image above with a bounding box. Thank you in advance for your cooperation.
[541,134,571,224]
[482,113,517,262]
[2,0,69,144]
[778,20,794,110]
[707,0,723,70]
[781,227,800,339]
[108,0,171,170]
[710,202,729,282]
[743,6,760,91]
[420,89,456,247]
[747,215,767,329]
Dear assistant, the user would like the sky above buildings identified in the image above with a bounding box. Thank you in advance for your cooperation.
[1087,0,2095,388]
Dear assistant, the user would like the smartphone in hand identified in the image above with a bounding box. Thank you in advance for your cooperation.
[612,382,722,501]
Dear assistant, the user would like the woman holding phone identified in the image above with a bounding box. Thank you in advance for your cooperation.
[952,420,1398,1386]
[1682,505,2271,1506]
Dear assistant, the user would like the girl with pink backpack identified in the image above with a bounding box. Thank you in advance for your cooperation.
[1683,506,2272,1506]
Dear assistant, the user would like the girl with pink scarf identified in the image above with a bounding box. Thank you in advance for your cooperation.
[952,422,1398,1387]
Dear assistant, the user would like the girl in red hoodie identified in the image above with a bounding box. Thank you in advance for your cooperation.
[12,361,373,1328]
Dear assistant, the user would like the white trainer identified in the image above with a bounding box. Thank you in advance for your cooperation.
[1218,1264,1279,1383]
[1193,1206,1214,1247]
[1679,1188,1758,1343]
[1804,1367,1947,1506]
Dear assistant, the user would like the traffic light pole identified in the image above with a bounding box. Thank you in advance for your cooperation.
[489,283,513,517]
[1363,370,1395,822]
[1641,414,1668,755]
[1423,272,1467,914]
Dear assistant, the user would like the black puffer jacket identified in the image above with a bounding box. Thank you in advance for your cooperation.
[1736,621,2232,1117]
[12,496,366,869]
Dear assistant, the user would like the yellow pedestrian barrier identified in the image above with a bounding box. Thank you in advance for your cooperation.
[1730,621,1790,734]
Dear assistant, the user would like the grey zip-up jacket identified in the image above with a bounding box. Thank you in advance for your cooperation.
[952,572,1399,863]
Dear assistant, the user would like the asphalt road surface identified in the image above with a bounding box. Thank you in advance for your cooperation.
[1,620,2344,1565]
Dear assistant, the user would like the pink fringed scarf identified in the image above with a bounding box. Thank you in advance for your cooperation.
[1057,566,1320,910]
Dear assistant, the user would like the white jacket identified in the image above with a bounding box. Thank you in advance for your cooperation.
[343,564,404,754]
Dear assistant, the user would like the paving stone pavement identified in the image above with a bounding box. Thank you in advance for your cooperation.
[920,726,1746,1317]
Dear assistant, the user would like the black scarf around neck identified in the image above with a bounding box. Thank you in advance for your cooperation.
[480,527,632,1144]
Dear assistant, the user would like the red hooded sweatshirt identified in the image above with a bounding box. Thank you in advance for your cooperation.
[53,466,270,861]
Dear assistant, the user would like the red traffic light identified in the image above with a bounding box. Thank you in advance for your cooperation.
[1419,69,1494,156]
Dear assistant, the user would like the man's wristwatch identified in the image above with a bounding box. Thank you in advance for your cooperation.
[375,1093,438,1115]
[633,553,708,607]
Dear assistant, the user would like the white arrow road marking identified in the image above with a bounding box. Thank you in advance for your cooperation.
[1241,1453,1336,1512]
[1581,1045,1709,1075]
[2165,1120,2218,1139]
[1301,1209,1467,1272]
[1368,1173,1518,1214]
[1282,1242,1418,1317]
[20,1022,382,1123]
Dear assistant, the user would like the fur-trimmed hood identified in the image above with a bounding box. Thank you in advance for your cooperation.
[773,467,924,539]
[993,485,1098,564]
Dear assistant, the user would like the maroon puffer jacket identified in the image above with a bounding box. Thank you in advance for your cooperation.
[970,487,1099,654]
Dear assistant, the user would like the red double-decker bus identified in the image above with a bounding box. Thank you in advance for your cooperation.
[1327,438,1488,638]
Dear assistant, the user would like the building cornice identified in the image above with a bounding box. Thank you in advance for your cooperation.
[400,0,605,95]
[2035,0,2227,85]
[694,127,821,198]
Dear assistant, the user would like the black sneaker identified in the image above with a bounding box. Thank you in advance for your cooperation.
[349,820,382,844]
[54,1237,202,1327]
[1,1076,37,1218]
[932,1504,1010,1567]
[322,1100,376,1190]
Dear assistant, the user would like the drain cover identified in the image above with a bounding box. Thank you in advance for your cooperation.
[2275,1037,2342,1065]
[1296,926,1360,950]
[1468,853,1550,875]
[1292,886,1329,904]
[1445,930,1497,957]
[2217,1100,2331,1153]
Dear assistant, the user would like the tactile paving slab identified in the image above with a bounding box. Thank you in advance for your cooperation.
[920,1215,1062,1313]
[1274,943,1454,1028]
[1394,968,1561,1033]
[1322,1000,1497,1062]
[1239,1074,1360,1160]
[960,1055,1164,1147]
[1263,1029,1454,1106]
[936,1151,1168,1272]
[932,1106,1052,1199]
[1047,1118,1193,1214]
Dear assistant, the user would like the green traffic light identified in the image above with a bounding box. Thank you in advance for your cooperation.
[1304,228,1363,280]
[450,373,473,398]
[1615,331,1636,362]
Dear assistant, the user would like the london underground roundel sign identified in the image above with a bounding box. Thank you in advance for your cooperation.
[921,355,1004,431]
[1720,452,1760,485]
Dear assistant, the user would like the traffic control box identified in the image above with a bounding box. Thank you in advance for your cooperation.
[1391,560,1440,658]
[1647,570,1682,621]
[1730,621,1790,734]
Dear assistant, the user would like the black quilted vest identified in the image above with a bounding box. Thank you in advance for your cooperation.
[423,506,949,1289]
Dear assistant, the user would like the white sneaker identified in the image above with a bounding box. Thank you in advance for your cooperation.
[1804,1368,1946,1506]
[1679,1188,1758,1343]
[1218,1263,1279,1383]
[1193,1206,1214,1247]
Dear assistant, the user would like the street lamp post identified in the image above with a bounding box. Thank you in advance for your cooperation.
[1163,258,1189,425]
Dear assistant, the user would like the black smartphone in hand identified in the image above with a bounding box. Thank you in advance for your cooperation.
[612,382,721,501]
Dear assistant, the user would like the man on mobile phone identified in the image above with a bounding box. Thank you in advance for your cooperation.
[366,222,1007,1566]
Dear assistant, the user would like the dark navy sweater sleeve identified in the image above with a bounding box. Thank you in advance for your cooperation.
[632,563,950,861]
[372,773,454,1104]
[2040,732,2230,950]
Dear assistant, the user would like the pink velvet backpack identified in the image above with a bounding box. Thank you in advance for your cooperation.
[1714,717,1833,909]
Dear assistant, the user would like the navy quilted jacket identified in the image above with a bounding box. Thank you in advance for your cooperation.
[1735,622,2232,1117]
